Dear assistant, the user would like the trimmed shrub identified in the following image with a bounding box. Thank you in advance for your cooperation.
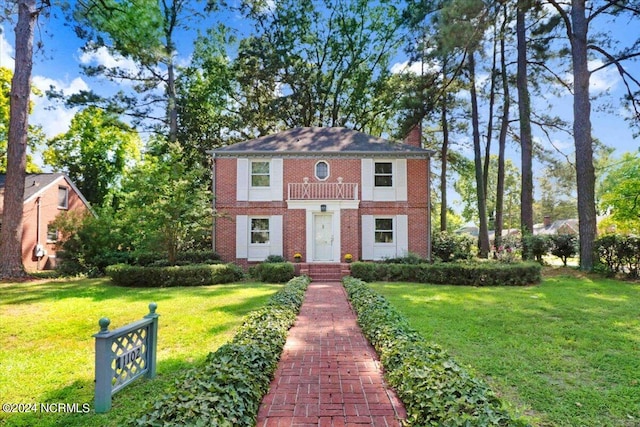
[349,261,541,286]
[263,255,286,263]
[343,277,530,427]
[254,262,295,283]
[135,276,310,426]
[105,263,243,287]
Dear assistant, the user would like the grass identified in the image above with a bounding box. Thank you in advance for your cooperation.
[368,268,640,427]
[0,277,281,427]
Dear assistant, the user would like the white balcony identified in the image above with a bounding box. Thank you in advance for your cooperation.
[288,180,358,201]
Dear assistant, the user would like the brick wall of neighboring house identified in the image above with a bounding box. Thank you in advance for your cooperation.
[213,155,430,264]
[20,179,89,271]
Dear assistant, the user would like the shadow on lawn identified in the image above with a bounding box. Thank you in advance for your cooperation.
[0,279,271,306]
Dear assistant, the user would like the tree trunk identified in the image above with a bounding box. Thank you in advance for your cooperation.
[571,0,597,271]
[517,0,534,253]
[0,0,37,279]
[469,52,490,258]
[495,4,510,249]
[440,95,449,232]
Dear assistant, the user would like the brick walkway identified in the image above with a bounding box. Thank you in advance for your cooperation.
[256,281,406,427]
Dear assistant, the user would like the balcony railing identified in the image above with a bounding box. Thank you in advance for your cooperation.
[288,181,358,200]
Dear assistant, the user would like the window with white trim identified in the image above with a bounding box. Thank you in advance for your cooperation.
[315,161,329,180]
[250,218,270,244]
[374,218,394,243]
[251,161,270,187]
[58,186,69,209]
[374,162,393,187]
[47,225,58,243]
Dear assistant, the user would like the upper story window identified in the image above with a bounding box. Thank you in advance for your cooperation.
[58,186,69,209]
[251,161,270,187]
[315,161,329,181]
[374,162,393,187]
[250,218,270,244]
[374,218,394,243]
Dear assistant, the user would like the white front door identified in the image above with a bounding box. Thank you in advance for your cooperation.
[313,214,333,261]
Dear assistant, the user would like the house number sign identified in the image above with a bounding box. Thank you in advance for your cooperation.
[93,303,159,413]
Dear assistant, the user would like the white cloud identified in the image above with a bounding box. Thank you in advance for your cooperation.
[0,27,15,70]
[79,45,140,76]
[391,60,440,75]
[589,59,620,93]
[31,76,89,138]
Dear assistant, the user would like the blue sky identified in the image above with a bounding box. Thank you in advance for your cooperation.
[0,3,638,168]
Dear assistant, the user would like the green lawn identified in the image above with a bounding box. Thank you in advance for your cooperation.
[369,269,640,427]
[0,278,280,427]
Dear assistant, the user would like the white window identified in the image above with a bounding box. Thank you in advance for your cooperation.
[374,218,394,243]
[47,225,58,243]
[361,159,407,201]
[236,215,283,260]
[58,186,69,209]
[315,161,329,181]
[251,161,270,187]
[374,162,393,187]
[362,215,408,260]
[250,218,270,244]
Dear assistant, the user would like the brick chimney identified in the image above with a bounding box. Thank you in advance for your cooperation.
[404,121,422,148]
[543,215,552,228]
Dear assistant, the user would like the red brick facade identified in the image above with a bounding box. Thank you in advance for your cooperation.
[0,174,91,272]
[213,156,431,266]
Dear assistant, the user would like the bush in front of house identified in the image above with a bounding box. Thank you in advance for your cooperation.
[349,261,541,286]
[343,277,530,426]
[253,262,296,283]
[135,275,310,427]
[105,263,243,287]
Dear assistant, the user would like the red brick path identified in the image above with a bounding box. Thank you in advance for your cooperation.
[256,281,406,427]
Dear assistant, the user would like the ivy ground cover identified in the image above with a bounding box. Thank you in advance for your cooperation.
[0,278,281,427]
[368,271,640,427]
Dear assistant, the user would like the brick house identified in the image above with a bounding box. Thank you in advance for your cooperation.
[210,127,432,267]
[0,173,92,271]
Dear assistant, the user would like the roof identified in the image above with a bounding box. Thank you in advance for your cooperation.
[0,173,92,212]
[211,127,433,158]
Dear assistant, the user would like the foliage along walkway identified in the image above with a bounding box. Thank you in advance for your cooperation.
[256,281,406,427]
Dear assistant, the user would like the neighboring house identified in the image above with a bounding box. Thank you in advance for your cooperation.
[0,173,91,271]
[533,216,579,236]
[210,127,433,266]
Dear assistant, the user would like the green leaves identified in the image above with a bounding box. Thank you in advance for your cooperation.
[135,275,310,426]
[343,277,530,426]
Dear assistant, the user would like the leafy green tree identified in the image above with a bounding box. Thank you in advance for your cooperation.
[0,66,44,173]
[115,142,212,264]
[599,152,640,233]
[43,107,141,206]
[231,0,404,134]
[454,155,521,230]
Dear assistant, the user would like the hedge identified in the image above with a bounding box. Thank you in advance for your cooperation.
[105,263,243,287]
[343,277,530,427]
[349,261,541,286]
[253,262,296,283]
[135,275,310,426]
